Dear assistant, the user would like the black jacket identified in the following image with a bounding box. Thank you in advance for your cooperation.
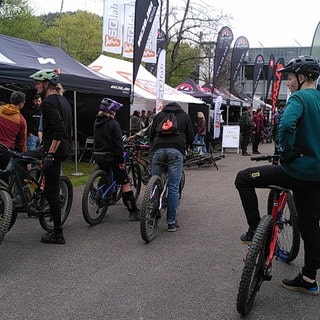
[149,102,194,155]
[42,94,72,159]
[94,114,124,163]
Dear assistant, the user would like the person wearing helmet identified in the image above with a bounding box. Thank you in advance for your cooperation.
[93,98,140,221]
[235,55,320,295]
[30,69,73,244]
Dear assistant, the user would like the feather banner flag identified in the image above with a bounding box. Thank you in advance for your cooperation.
[252,54,264,98]
[270,57,284,117]
[229,36,249,92]
[133,0,159,86]
[265,53,275,102]
[212,26,233,89]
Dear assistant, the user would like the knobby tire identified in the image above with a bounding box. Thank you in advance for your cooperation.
[267,190,300,263]
[140,175,163,243]
[39,175,73,232]
[0,189,13,244]
[237,215,273,316]
[126,162,142,201]
[82,169,110,226]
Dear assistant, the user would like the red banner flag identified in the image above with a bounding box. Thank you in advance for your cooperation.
[271,57,284,117]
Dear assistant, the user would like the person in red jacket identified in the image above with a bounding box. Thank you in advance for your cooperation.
[0,91,27,169]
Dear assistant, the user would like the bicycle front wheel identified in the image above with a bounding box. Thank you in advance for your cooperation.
[39,175,73,232]
[237,215,273,316]
[140,175,162,243]
[267,190,300,263]
[82,170,110,226]
[0,189,13,244]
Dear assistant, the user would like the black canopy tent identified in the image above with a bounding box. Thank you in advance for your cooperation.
[0,34,131,170]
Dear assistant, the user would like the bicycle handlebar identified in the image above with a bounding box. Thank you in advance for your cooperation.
[251,154,280,165]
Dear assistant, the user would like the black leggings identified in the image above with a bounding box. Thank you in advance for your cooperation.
[235,164,320,279]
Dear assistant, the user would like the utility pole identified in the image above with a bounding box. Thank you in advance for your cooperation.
[60,0,64,13]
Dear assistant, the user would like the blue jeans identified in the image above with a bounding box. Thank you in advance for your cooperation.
[27,135,39,151]
[193,134,207,154]
[152,148,183,225]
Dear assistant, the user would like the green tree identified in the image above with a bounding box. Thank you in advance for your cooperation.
[0,0,44,41]
[41,11,102,65]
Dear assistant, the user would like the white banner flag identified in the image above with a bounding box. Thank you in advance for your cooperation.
[122,4,135,59]
[156,49,166,112]
[141,17,158,64]
[214,95,222,138]
[102,0,124,54]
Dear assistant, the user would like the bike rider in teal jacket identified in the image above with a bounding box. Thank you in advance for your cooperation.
[235,56,320,295]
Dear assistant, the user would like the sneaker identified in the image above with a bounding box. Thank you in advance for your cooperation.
[240,228,255,244]
[242,152,251,156]
[252,151,261,154]
[281,273,319,295]
[168,222,180,232]
[129,210,140,221]
[41,232,65,244]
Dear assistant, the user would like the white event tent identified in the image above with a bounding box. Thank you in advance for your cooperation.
[88,55,205,112]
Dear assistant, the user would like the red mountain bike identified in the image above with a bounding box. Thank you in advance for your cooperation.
[236,154,300,316]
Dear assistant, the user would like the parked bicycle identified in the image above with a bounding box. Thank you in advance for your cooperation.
[0,187,12,244]
[184,143,225,170]
[82,148,141,226]
[236,154,300,316]
[0,143,73,233]
[140,162,185,243]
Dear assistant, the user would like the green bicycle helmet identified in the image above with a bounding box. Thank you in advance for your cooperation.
[30,69,60,84]
[278,56,320,80]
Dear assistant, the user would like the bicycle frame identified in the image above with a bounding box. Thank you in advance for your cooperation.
[266,187,289,266]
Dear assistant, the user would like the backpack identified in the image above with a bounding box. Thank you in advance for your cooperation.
[156,112,179,136]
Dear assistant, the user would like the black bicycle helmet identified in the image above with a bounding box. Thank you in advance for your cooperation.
[99,98,123,113]
[29,69,60,84]
[278,56,320,80]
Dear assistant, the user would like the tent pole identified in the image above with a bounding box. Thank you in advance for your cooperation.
[71,90,83,176]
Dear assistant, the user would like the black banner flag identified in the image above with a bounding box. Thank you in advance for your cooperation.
[212,26,233,89]
[145,29,166,74]
[252,54,264,98]
[133,0,159,86]
[230,36,249,91]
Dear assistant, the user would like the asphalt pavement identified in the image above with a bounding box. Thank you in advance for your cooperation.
[0,142,318,320]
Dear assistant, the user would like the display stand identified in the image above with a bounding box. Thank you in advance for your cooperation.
[221,125,240,154]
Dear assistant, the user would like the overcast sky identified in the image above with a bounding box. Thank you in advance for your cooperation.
[30,0,320,48]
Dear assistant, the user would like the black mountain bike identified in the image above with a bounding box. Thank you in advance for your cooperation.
[0,143,73,232]
[140,163,185,243]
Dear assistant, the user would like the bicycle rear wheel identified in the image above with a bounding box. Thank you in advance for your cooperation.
[39,175,73,232]
[127,162,142,201]
[140,175,162,243]
[237,215,273,316]
[267,190,300,263]
[0,189,13,244]
[82,170,110,226]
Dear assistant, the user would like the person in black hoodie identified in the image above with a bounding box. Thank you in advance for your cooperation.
[93,98,140,221]
[30,69,72,244]
[149,102,194,232]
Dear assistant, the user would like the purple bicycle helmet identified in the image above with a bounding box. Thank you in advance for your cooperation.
[99,98,123,113]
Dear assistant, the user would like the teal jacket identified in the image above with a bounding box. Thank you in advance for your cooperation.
[279,88,320,181]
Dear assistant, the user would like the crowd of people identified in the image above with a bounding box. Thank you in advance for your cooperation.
[1,55,320,298]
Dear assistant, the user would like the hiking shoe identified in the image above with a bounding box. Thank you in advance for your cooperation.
[129,210,140,221]
[242,152,251,156]
[41,232,65,244]
[168,222,180,232]
[253,151,261,154]
[281,273,319,295]
[240,228,255,244]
